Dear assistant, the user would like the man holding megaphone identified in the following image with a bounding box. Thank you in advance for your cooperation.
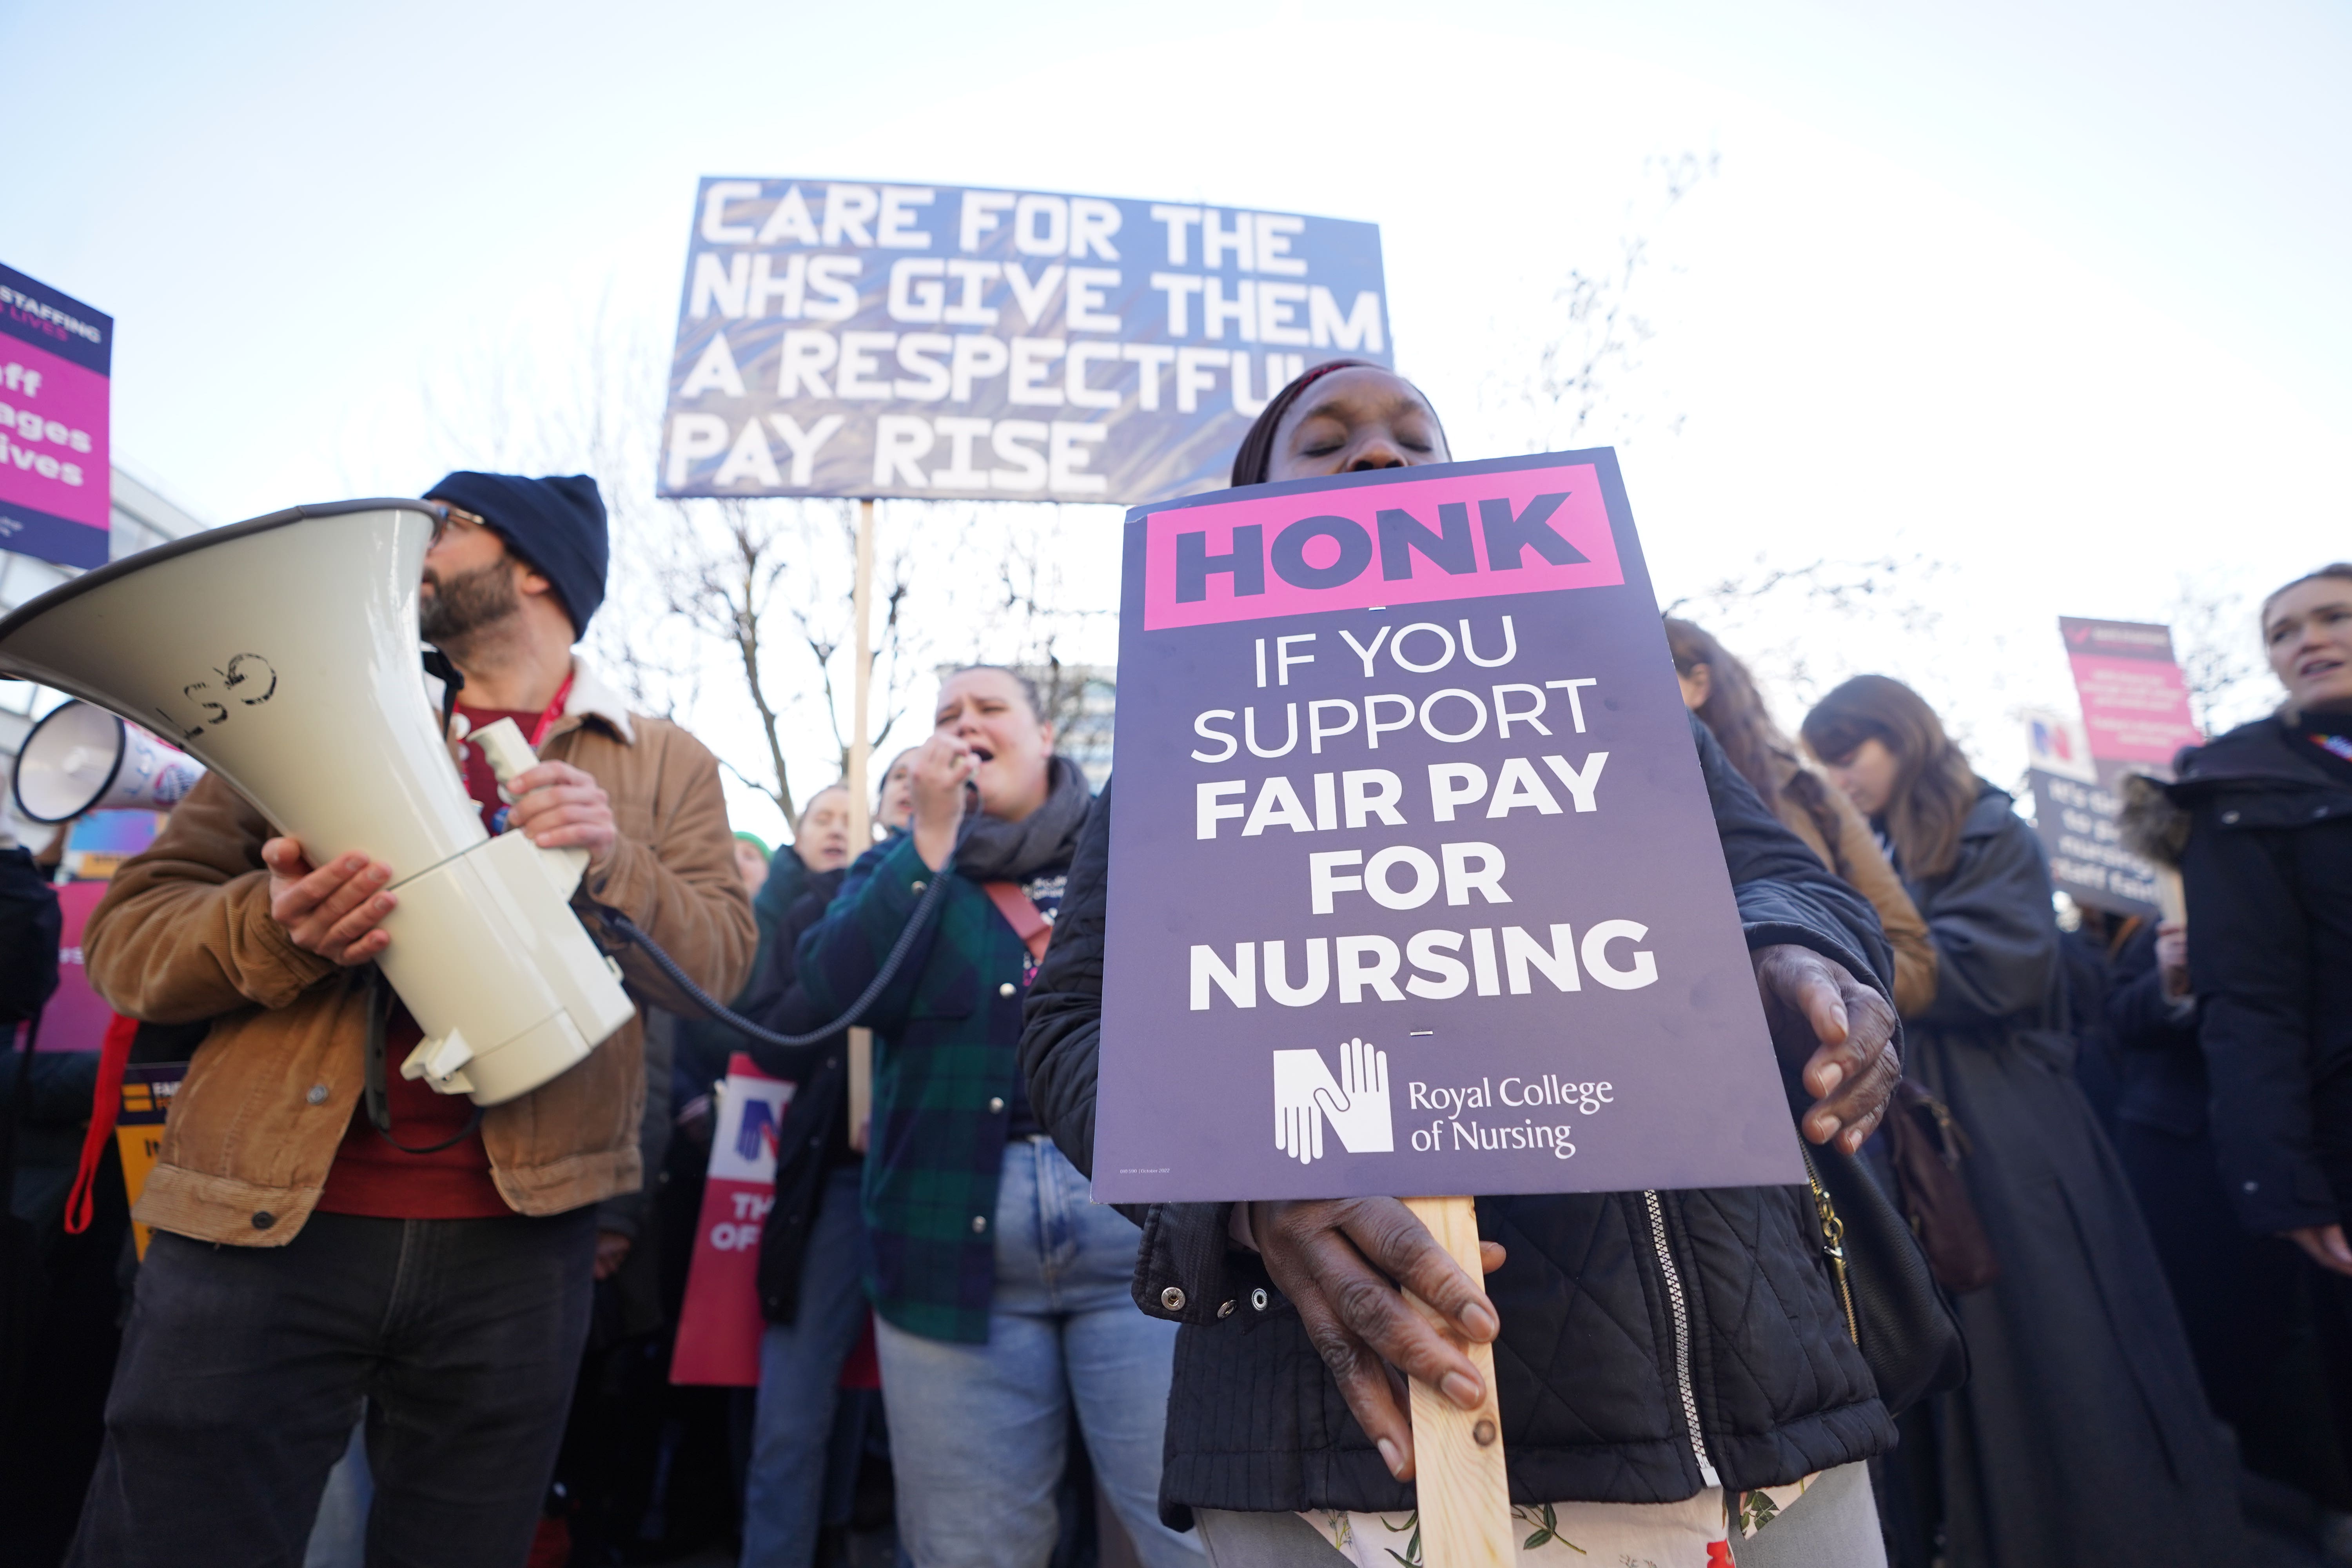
[65,474,756,1568]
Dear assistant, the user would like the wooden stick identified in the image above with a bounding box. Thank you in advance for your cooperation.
[845,497,875,1151]
[1401,1196,1514,1568]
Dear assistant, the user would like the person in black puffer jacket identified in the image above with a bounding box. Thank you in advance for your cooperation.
[2164,563,2352,1546]
[1020,363,1907,1568]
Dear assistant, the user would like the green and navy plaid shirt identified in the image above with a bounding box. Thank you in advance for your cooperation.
[795,833,1047,1343]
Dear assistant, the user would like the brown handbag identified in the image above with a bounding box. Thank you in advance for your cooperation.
[1882,1079,2002,1294]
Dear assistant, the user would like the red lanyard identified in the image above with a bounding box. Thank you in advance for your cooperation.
[527,672,575,749]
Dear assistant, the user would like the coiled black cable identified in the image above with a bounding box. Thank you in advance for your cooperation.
[596,868,950,1048]
[595,797,976,1048]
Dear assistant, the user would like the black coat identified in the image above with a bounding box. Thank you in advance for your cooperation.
[1022,719,1901,1523]
[1899,785,2241,1565]
[2104,923,2205,1139]
[748,867,854,1325]
[2173,715,2352,1234]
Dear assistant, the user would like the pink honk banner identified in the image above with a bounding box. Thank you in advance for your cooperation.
[1142,461,1623,630]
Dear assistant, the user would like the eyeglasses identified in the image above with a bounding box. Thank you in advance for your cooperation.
[423,500,489,546]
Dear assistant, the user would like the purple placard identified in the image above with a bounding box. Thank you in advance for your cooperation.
[0,263,112,570]
[1093,450,1806,1203]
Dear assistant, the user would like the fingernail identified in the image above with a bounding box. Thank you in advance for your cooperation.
[1816,1063,1844,1093]
[1813,1115,1842,1142]
[1376,1438,1403,1477]
[1460,1303,1498,1339]
[1441,1371,1482,1408]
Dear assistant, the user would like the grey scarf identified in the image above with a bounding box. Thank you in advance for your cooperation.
[955,755,1092,882]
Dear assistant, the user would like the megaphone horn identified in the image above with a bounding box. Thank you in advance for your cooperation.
[0,500,636,1107]
[13,701,207,822]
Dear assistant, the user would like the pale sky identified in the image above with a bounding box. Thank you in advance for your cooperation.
[5,0,2345,842]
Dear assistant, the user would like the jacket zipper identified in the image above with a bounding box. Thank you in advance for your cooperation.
[1642,1190,1721,1489]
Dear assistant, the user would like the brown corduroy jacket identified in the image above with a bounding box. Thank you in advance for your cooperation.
[83,659,755,1246]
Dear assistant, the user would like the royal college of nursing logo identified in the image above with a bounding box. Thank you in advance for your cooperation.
[1272,1038,1394,1164]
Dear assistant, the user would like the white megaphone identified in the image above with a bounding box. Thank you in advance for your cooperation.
[0,499,636,1105]
[13,701,208,822]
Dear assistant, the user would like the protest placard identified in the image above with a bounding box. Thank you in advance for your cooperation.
[114,1062,184,1260]
[1091,450,1806,1205]
[2059,617,2202,771]
[0,262,111,569]
[2030,619,2203,918]
[2028,766,2165,918]
[672,1053,794,1386]
[658,178,1388,504]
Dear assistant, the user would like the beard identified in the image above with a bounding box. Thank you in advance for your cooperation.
[419,560,523,646]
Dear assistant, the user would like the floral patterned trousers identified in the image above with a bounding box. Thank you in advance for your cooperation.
[1194,1462,1886,1568]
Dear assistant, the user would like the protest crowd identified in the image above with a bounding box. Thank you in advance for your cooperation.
[1,355,2350,1568]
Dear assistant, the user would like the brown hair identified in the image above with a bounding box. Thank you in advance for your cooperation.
[942,664,1044,722]
[2261,563,2352,634]
[1663,619,1845,860]
[1800,675,1981,880]
[794,782,851,838]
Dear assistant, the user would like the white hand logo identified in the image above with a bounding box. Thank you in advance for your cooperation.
[1316,1038,1394,1154]
[1274,1049,1333,1164]
[1271,1039,1394,1164]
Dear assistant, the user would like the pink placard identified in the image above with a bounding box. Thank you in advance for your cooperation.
[0,335,109,531]
[2067,652,2201,764]
[33,880,116,1053]
[1142,461,1622,629]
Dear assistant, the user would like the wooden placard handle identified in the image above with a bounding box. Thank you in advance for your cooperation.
[1401,1196,1514,1568]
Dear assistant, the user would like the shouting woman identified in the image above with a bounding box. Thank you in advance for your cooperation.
[792,667,1202,1568]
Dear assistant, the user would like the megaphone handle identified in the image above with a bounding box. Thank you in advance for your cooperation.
[358,966,483,1152]
[473,719,539,800]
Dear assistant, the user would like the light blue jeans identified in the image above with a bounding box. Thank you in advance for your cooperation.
[873,1137,1203,1568]
[742,1165,874,1568]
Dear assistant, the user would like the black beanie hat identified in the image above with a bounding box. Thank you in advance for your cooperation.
[425,472,608,637]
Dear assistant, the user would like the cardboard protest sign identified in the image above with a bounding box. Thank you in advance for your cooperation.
[114,1062,184,1260]
[671,1053,794,1386]
[0,262,111,569]
[659,179,1388,504]
[1092,450,1806,1203]
[2027,766,2165,918]
[2059,617,2202,771]
[2031,619,2203,919]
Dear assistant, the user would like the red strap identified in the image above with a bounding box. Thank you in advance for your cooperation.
[64,1011,140,1234]
[528,671,576,749]
[983,882,1051,965]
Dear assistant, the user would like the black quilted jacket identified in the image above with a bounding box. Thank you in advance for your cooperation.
[1020,718,1901,1524]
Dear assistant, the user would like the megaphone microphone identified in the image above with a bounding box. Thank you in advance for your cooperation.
[0,500,635,1107]
[13,701,206,822]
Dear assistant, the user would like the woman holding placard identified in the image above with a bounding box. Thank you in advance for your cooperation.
[1801,675,2242,1566]
[1023,363,1917,1567]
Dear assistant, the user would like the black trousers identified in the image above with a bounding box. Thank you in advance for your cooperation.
[68,1207,595,1568]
